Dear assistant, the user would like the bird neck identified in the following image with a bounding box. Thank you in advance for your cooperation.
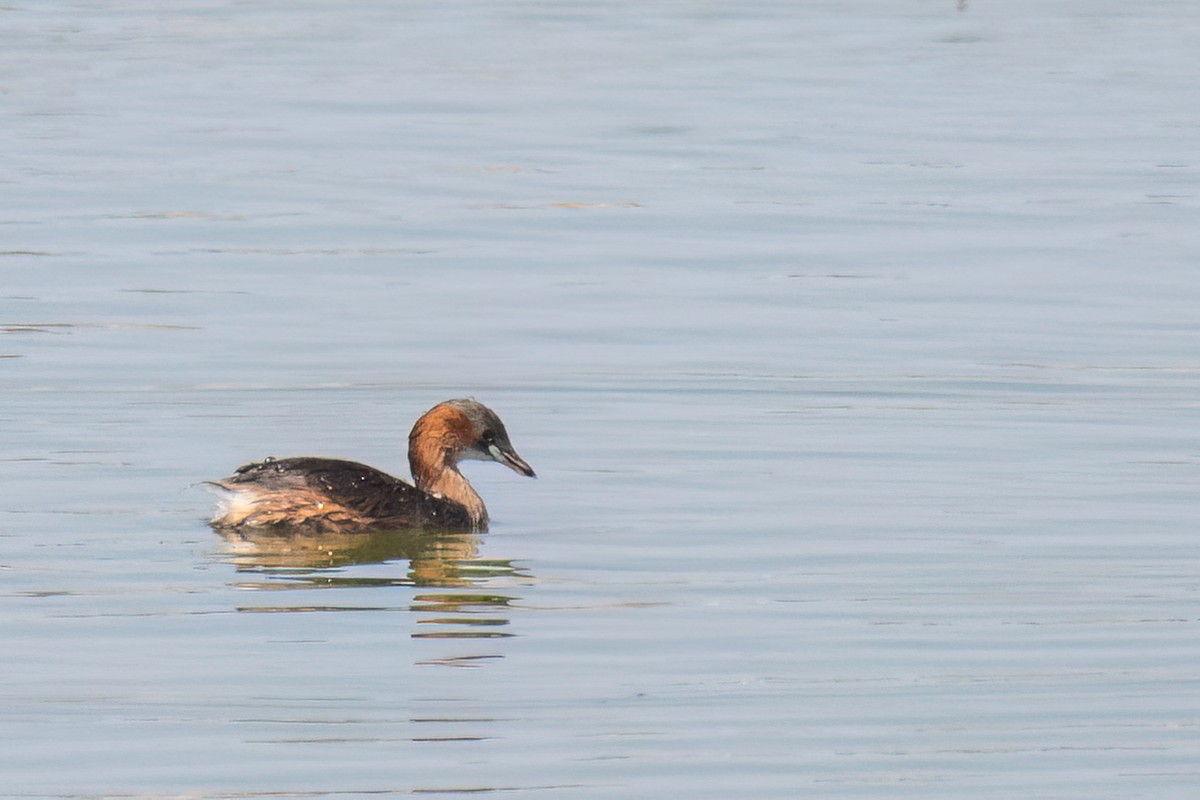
[423,464,488,529]
[409,430,487,528]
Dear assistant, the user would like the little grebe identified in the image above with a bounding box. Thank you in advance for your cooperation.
[209,398,534,533]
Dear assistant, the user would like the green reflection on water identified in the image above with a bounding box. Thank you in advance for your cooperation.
[216,526,529,648]
[218,526,528,586]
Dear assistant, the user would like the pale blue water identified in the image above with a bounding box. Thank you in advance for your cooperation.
[3,1,1199,798]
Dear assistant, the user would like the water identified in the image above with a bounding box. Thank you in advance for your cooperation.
[3,1,1199,797]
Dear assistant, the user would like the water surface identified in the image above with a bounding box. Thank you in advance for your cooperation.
[2,1,1199,797]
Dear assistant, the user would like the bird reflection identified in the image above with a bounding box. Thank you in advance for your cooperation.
[215,526,529,654]
[217,526,517,587]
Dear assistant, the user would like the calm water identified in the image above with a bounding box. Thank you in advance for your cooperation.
[3,1,1199,797]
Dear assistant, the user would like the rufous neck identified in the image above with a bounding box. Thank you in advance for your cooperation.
[409,425,488,527]
[421,465,487,528]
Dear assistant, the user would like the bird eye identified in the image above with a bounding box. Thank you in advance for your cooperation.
[481,430,496,445]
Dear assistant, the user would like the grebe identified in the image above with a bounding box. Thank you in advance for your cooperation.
[209,398,534,533]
